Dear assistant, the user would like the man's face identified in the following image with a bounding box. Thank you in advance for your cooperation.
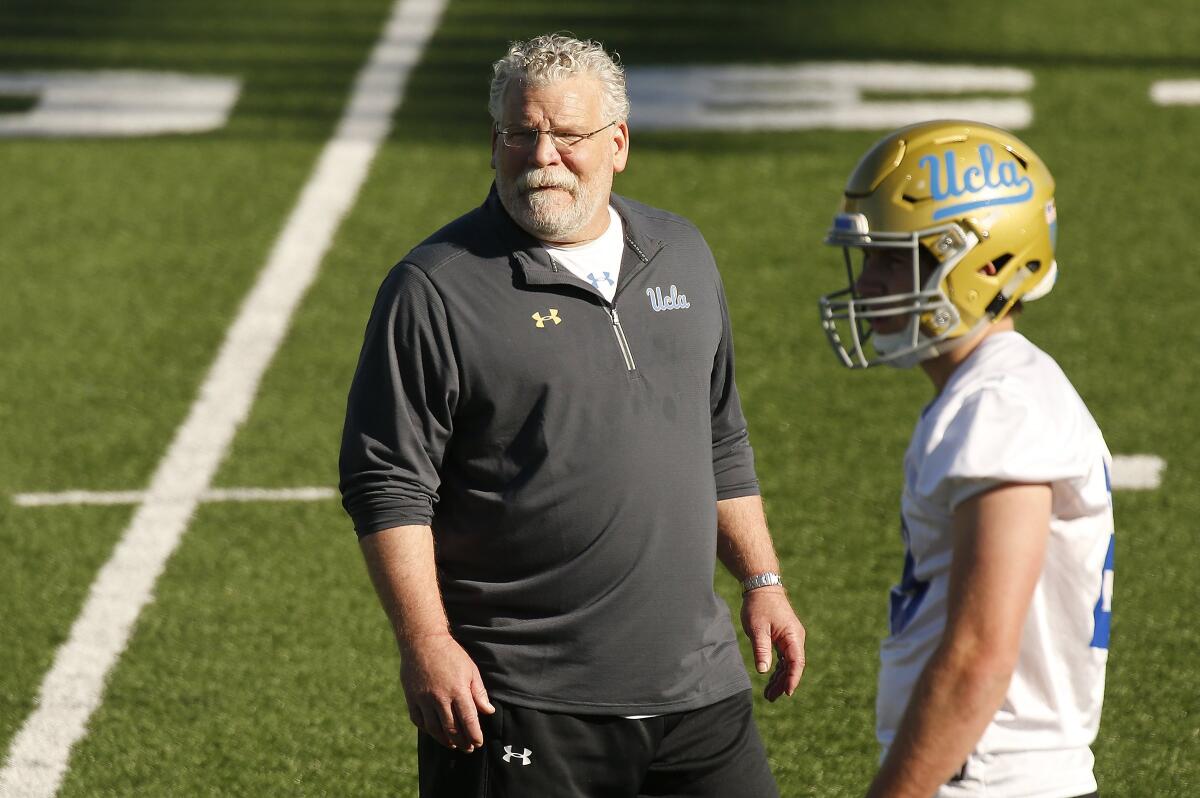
[492,75,629,244]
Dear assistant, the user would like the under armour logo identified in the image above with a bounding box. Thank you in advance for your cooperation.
[587,271,614,289]
[502,746,533,766]
[532,309,562,328]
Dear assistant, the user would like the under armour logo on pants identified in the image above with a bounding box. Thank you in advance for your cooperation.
[502,746,532,766]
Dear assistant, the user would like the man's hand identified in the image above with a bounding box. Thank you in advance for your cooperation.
[741,586,806,701]
[358,527,495,751]
[399,633,496,752]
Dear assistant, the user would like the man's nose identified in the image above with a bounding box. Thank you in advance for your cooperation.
[530,132,562,167]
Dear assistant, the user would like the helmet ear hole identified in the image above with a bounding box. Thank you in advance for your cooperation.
[1021,260,1058,302]
[987,253,1013,274]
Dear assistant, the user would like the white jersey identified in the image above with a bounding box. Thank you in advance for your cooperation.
[878,331,1113,798]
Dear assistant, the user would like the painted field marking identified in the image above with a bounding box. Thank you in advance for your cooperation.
[1108,454,1165,490]
[12,487,337,508]
[626,62,1034,131]
[0,0,448,795]
[1149,80,1200,106]
[0,72,241,137]
[8,450,1165,514]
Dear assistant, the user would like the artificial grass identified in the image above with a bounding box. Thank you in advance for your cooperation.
[3,0,1198,795]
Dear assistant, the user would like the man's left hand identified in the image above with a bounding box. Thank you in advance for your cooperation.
[741,586,806,701]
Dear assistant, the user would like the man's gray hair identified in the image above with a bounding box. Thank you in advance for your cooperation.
[489,33,631,125]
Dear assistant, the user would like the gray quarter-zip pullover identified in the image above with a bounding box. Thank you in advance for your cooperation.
[340,187,759,714]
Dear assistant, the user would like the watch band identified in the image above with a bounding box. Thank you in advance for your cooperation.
[740,572,783,594]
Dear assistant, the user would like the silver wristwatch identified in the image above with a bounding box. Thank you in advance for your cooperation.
[740,572,784,594]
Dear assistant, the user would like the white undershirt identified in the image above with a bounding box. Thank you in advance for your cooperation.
[542,206,624,303]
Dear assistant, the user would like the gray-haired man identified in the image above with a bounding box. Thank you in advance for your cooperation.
[339,32,805,797]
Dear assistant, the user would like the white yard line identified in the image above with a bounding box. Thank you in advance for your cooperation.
[0,1,446,795]
[12,490,151,507]
[1150,79,1200,106]
[0,71,241,138]
[12,487,337,507]
[1109,454,1165,490]
[627,62,1035,131]
[11,451,1167,511]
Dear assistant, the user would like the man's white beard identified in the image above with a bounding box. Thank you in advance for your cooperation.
[499,167,607,241]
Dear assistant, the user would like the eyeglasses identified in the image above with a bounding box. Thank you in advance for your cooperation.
[497,121,616,152]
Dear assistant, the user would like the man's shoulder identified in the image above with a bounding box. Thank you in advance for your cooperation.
[399,201,508,277]
[612,193,706,244]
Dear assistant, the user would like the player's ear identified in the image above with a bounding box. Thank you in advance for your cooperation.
[490,126,499,170]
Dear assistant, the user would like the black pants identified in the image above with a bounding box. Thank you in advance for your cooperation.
[418,690,779,798]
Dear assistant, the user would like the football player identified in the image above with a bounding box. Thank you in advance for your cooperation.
[818,120,1114,798]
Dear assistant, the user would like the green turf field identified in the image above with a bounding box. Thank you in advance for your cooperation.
[2,0,1197,795]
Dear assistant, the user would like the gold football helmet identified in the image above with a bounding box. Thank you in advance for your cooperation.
[818,120,1059,368]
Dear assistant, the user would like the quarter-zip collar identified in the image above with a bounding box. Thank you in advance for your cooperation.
[481,184,665,296]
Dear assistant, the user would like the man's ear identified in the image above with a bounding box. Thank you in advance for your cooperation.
[611,121,630,173]
[978,261,998,276]
[490,126,499,170]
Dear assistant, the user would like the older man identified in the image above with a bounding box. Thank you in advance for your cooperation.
[339,33,805,797]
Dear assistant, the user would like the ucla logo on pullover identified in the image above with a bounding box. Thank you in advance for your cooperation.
[920,143,1034,220]
[647,285,690,312]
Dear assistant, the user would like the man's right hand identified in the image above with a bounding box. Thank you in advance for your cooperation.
[399,634,496,751]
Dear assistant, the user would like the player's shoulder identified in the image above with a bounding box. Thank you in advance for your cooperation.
[948,332,1075,405]
[914,331,1104,497]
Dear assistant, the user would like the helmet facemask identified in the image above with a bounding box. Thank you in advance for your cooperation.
[819,215,979,369]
